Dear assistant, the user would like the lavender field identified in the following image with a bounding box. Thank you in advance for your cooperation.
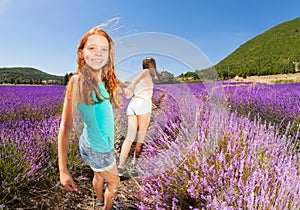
[1,82,300,209]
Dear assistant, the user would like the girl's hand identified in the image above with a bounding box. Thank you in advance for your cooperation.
[152,103,157,110]
[60,171,78,191]
[124,88,133,98]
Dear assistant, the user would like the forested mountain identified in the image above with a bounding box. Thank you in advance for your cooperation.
[214,17,300,79]
[0,67,64,85]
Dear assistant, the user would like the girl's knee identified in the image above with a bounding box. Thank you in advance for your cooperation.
[108,174,120,190]
[105,184,118,198]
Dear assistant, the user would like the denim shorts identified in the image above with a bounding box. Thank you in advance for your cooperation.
[79,135,116,172]
[127,97,152,115]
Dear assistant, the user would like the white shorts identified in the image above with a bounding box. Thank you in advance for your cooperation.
[127,97,152,115]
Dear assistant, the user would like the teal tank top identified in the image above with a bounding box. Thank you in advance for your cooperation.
[77,82,114,152]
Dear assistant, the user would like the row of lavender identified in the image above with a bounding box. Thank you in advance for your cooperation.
[1,82,300,209]
[117,82,300,209]
[0,86,77,207]
[223,82,300,137]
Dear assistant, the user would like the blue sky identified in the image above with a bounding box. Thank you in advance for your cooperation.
[0,0,299,78]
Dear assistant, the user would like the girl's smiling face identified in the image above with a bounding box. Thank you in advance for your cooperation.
[83,34,109,70]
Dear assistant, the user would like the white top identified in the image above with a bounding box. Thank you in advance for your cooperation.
[126,69,154,102]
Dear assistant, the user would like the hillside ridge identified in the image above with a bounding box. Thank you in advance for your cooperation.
[0,67,64,85]
[214,17,300,79]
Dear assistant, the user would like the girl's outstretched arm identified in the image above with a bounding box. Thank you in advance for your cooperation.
[58,76,78,191]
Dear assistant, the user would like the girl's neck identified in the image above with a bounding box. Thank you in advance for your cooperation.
[90,67,102,82]
[82,64,103,82]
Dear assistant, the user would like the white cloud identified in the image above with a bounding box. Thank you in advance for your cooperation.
[94,17,123,33]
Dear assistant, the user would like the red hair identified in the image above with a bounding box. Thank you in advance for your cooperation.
[75,27,120,107]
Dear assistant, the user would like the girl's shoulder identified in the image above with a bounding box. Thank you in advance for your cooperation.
[141,68,151,76]
[71,74,80,81]
[143,68,150,73]
[65,74,80,101]
[68,74,80,86]
[65,74,79,93]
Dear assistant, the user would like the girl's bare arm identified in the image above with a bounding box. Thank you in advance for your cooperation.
[58,76,78,191]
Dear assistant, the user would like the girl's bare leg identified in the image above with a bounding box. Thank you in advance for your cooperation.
[133,113,151,161]
[93,172,104,202]
[96,165,120,210]
[119,115,137,168]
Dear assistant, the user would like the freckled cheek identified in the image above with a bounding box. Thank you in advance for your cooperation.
[104,54,109,62]
[104,53,109,61]
[84,53,92,62]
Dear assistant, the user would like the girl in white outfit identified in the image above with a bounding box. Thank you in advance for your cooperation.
[118,57,159,175]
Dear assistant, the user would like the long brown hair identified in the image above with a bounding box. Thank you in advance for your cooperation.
[142,57,160,83]
[74,27,120,107]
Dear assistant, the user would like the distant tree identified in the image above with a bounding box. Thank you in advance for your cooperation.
[158,70,177,84]
[63,73,74,85]
[63,73,69,85]
[184,71,199,80]
[178,73,184,78]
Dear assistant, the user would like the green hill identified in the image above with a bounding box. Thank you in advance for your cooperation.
[0,67,64,85]
[214,17,300,79]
